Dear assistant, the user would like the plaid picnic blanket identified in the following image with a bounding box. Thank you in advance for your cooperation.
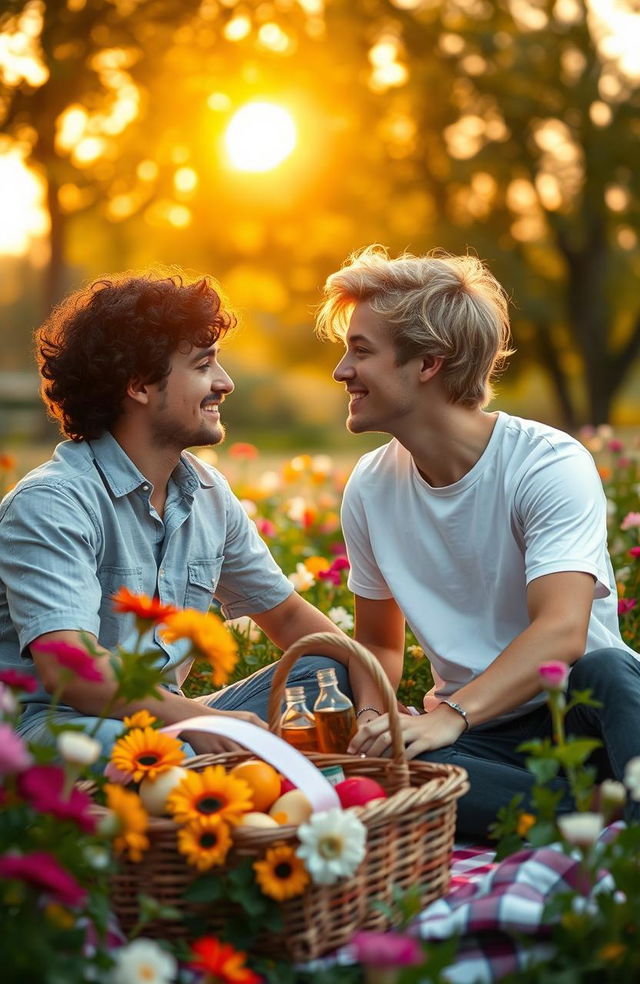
[305,824,622,981]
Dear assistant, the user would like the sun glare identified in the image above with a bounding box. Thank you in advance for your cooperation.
[0,149,48,256]
[224,101,297,172]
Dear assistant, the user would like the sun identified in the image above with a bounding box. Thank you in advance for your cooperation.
[224,101,297,173]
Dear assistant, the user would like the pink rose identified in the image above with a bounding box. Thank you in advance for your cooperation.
[538,660,569,691]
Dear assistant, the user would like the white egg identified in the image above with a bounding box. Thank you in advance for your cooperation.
[139,766,189,816]
[269,789,313,825]
[237,811,280,828]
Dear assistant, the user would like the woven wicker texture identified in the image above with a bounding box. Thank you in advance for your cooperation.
[104,632,469,961]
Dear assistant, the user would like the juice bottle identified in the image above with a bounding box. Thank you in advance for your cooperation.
[313,668,356,753]
[280,686,318,753]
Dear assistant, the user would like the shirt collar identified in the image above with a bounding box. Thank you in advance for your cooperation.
[87,432,216,497]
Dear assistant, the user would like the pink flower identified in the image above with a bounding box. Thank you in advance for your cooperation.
[0,724,33,775]
[630,547,640,558]
[538,660,569,691]
[350,930,423,967]
[621,512,640,531]
[330,542,348,556]
[0,852,86,907]
[30,640,103,682]
[17,764,97,833]
[255,517,277,538]
[318,555,351,585]
[618,598,637,615]
[104,760,134,785]
[608,440,624,453]
[0,669,39,693]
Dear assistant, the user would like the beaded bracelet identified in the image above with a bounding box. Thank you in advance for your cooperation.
[356,706,382,718]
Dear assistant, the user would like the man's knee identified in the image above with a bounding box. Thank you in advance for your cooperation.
[569,647,640,692]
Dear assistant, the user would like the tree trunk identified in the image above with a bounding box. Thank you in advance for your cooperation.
[534,322,578,430]
[44,171,66,315]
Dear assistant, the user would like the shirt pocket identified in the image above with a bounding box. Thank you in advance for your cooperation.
[97,565,144,649]
[185,557,224,612]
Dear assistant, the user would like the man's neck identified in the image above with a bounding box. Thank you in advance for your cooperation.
[109,422,180,516]
[396,406,499,488]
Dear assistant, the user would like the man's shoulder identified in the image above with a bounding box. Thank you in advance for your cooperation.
[500,412,588,462]
[348,439,405,483]
[1,441,96,507]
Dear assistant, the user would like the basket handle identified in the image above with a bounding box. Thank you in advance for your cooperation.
[159,715,340,812]
[267,631,409,769]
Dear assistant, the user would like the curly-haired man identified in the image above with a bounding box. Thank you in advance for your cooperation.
[318,245,640,838]
[0,273,349,755]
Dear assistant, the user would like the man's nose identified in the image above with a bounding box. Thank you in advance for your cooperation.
[333,355,354,382]
[214,366,234,395]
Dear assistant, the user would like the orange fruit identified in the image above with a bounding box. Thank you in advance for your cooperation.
[230,760,281,813]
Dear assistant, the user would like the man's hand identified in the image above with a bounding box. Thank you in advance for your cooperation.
[181,709,267,756]
[348,704,466,760]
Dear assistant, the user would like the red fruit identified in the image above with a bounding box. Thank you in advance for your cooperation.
[280,777,297,795]
[335,776,387,808]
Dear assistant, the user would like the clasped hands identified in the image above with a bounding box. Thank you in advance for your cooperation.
[348,702,467,760]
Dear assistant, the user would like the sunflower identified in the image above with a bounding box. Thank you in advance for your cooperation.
[122,709,157,730]
[159,609,237,686]
[189,936,260,984]
[253,843,310,901]
[166,765,253,825]
[111,586,178,622]
[104,783,149,862]
[110,727,185,782]
[177,817,233,870]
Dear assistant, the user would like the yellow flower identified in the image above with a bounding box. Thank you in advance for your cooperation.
[597,942,627,964]
[44,903,75,929]
[110,727,185,782]
[160,609,237,687]
[123,710,157,730]
[166,765,253,825]
[105,783,149,862]
[254,843,310,901]
[516,812,536,838]
[304,556,330,577]
[177,817,233,870]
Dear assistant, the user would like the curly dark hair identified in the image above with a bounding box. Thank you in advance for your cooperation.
[36,273,237,441]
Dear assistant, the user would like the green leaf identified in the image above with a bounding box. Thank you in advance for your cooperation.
[183,874,226,904]
[555,739,602,767]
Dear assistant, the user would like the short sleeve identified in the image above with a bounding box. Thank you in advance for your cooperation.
[214,484,293,619]
[0,486,103,652]
[515,444,612,599]
[341,466,393,600]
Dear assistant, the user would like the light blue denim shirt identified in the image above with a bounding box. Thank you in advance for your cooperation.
[0,432,292,716]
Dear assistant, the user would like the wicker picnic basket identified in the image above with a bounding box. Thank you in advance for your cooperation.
[103,632,469,961]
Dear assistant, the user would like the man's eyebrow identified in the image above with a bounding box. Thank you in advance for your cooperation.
[346,334,373,346]
[189,346,217,364]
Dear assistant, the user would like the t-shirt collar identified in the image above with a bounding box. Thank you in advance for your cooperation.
[87,432,215,497]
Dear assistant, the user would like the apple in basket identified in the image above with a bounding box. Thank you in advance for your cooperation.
[139,766,190,816]
[335,776,387,809]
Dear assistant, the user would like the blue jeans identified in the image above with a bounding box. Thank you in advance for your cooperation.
[17,655,350,759]
[418,648,640,840]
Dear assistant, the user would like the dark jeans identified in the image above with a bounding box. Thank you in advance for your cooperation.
[417,648,640,840]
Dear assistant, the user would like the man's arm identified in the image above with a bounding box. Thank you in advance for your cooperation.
[30,629,267,754]
[350,570,594,758]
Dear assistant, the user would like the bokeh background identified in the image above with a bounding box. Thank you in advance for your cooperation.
[2,0,640,460]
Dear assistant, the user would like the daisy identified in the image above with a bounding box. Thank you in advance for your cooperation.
[296,808,367,886]
[253,843,310,901]
[160,609,237,687]
[110,938,177,984]
[166,765,253,826]
[177,816,233,870]
[189,936,260,984]
[104,783,149,862]
[111,587,178,622]
[110,727,185,782]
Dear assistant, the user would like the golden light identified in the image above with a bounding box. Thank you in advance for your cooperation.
[0,149,48,255]
[224,102,297,173]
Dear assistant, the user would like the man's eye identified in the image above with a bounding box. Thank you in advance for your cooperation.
[196,363,210,371]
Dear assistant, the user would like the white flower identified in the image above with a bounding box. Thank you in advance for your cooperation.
[257,470,281,495]
[328,606,354,632]
[110,938,177,984]
[296,807,367,885]
[599,779,627,807]
[240,498,257,517]
[286,496,308,524]
[557,812,603,847]
[83,845,111,870]
[57,730,102,766]
[623,756,640,800]
[0,682,17,718]
[311,454,333,477]
[225,615,262,642]
[288,562,316,592]
[616,566,631,583]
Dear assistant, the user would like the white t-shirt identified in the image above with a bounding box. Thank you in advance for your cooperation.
[341,412,634,719]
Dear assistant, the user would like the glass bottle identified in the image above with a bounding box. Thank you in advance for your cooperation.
[313,668,357,753]
[280,686,318,753]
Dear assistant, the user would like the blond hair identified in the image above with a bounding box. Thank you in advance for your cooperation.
[316,245,514,408]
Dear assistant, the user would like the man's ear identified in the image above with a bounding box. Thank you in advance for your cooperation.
[125,376,151,406]
[418,355,444,382]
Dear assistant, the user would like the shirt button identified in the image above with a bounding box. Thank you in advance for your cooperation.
[142,484,149,492]
[159,569,165,578]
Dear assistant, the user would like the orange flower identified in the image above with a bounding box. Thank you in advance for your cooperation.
[123,709,157,730]
[304,556,330,577]
[166,765,253,825]
[104,783,149,862]
[160,609,237,686]
[189,936,260,984]
[177,817,233,870]
[0,453,17,470]
[229,442,259,460]
[110,727,185,782]
[112,587,178,622]
[254,843,309,901]
[516,812,536,838]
